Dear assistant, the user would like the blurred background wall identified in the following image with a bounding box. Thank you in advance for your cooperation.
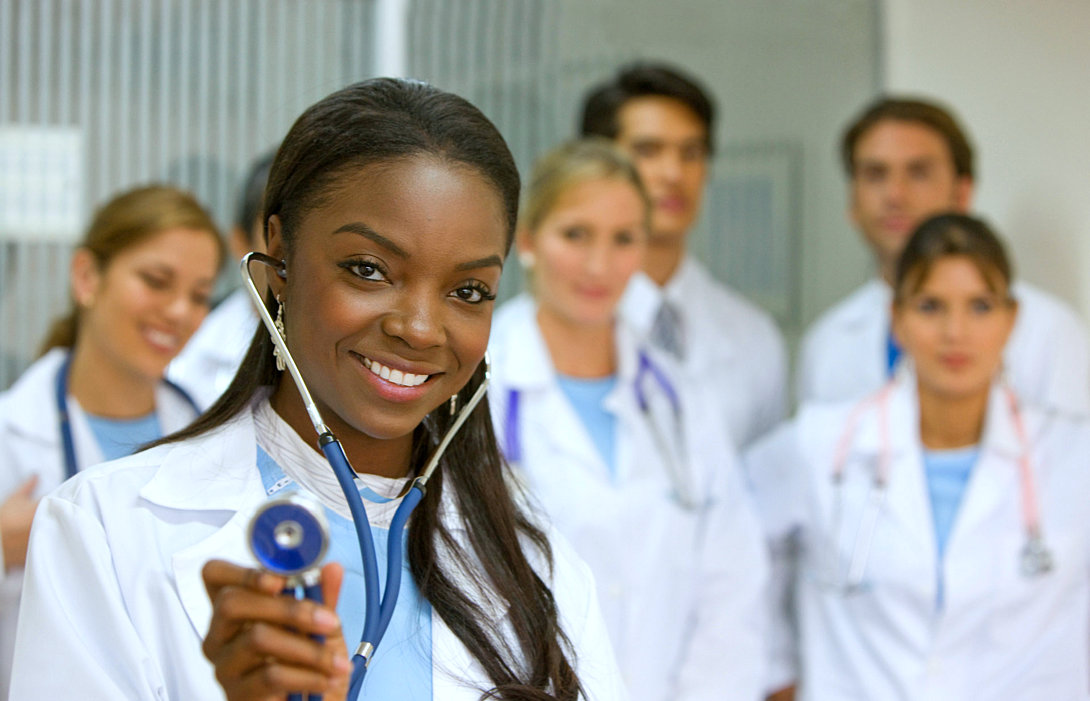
[2,0,1086,392]
[882,0,1090,324]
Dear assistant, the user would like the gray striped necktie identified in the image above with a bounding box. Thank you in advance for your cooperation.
[651,300,686,360]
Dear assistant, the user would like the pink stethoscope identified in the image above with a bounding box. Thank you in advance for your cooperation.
[822,380,1054,594]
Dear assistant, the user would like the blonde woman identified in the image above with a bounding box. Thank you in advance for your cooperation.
[489,138,769,701]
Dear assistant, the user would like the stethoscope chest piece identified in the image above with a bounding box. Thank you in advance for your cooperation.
[1020,535,1054,578]
[249,495,330,578]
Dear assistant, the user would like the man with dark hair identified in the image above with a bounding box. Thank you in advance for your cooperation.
[582,62,788,450]
[169,150,275,407]
[797,96,1090,413]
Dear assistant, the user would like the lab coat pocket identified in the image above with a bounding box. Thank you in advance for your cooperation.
[983,532,1088,701]
[807,460,925,595]
[988,530,1084,651]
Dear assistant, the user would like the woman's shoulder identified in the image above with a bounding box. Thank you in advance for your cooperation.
[48,408,259,511]
[0,349,66,416]
[1023,401,1090,455]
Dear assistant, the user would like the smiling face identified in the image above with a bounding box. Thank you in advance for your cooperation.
[614,96,708,243]
[849,120,973,280]
[74,226,219,383]
[520,176,647,330]
[892,255,1016,404]
[266,156,507,452]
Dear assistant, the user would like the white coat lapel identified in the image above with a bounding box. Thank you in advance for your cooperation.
[139,413,267,638]
[503,301,611,480]
[171,510,260,638]
[852,377,934,554]
[943,385,1022,599]
[429,501,509,700]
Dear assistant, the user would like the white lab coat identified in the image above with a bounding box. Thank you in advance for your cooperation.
[168,288,259,409]
[745,369,1090,700]
[488,294,769,701]
[620,257,788,449]
[798,278,1090,414]
[0,347,199,701]
[9,401,626,701]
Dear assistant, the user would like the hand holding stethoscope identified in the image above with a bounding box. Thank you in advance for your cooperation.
[819,378,1054,596]
[201,557,351,701]
[201,253,492,699]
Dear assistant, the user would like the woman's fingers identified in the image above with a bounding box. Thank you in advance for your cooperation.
[201,559,350,700]
[319,562,345,610]
[203,559,284,600]
[213,621,348,694]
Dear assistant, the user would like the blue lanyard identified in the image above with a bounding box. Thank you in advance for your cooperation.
[502,350,679,463]
[53,352,201,480]
[886,328,903,378]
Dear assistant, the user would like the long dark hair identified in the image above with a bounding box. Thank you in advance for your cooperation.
[164,79,582,700]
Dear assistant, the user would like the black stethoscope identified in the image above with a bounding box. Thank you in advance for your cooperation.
[53,353,200,480]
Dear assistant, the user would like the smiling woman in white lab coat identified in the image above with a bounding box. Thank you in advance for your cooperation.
[490,138,768,701]
[0,185,221,700]
[11,79,623,701]
[747,213,1090,700]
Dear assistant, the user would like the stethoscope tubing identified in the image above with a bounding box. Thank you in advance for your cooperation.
[827,377,1053,591]
[502,348,696,508]
[53,353,200,480]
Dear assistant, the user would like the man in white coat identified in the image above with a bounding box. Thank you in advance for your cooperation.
[797,96,1090,413]
[581,62,788,449]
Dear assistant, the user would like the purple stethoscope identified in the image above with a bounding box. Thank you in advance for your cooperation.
[503,349,698,509]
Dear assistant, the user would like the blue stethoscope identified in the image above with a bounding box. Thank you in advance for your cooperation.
[53,353,200,480]
[503,348,698,509]
[241,252,489,700]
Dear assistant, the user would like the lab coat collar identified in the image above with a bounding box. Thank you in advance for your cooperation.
[494,294,643,389]
[3,347,200,449]
[618,270,664,338]
[130,406,265,640]
[493,295,558,392]
[846,367,1027,553]
[850,366,1026,460]
[144,402,508,657]
[667,256,741,363]
[492,294,650,482]
[836,278,892,329]
[139,407,264,512]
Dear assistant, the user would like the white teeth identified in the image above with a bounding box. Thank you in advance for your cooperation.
[362,356,430,387]
[146,329,179,350]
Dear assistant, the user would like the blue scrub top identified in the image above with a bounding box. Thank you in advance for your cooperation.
[557,374,618,477]
[85,412,162,461]
[255,449,433,700]
[923,445,979,609]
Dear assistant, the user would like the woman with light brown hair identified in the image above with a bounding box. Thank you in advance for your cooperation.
[0,184,222,698]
